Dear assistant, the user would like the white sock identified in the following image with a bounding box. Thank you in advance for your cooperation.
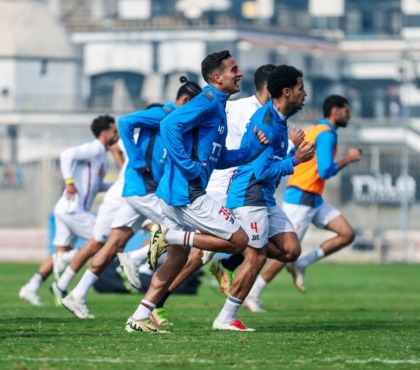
[216,295,243,324]
[71,269,98,302]
[166,230,195,247]
[62,249,77,264]
[247,275,267,298]
[57,266,76,291]
[132,299,156,321]
[130,247,149,264]
[26,272,44,292]
[297,246,325,268]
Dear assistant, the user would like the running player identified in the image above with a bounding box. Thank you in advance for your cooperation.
[60,77,202,318]
[244,94,362,311]
[19,115,119,306]
[212,64,314,331]
[124,50,270,334]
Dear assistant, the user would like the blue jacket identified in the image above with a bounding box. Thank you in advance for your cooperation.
[156,85,268,206]
[118,101,177,197]
[227,101,295,208]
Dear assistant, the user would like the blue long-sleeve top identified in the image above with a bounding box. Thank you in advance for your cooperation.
[118,101,177,197]
[156,85,269,206]
[227,101,295,208]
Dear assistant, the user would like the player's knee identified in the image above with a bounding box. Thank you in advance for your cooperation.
[289,242,302,262]
[342,228,355,246]
[229,229,249,254]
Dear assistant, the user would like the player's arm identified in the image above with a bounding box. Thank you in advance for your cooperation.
[287,124,305,154]
[315,131,340,179]
[216,124,270,169]
[109,141,124,169]
[118,108,164,170]
[60,143,99,197]
[252,145,295,182]
[335,147,362,170]
[160,97,208,180]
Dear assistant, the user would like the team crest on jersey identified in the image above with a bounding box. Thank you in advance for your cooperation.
[218,206,235,224]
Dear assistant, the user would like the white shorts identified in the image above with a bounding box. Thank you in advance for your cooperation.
[232,205,295,249]
[282,201,341,240]
[52,210,96,247]
[206,189,228,208]
[111,194,165,233]
[92,197,122,243]
[158,194,240,240]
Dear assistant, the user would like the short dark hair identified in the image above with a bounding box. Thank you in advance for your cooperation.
[267,65,303,99]
[323,95,349,117]
[176,76,202,99]
[254,64,276,91]
[201,50,232,83]
[90,115,115,138]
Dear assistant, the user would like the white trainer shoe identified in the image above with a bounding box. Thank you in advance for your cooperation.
[61,294,95,319]
[53,252,68,281]
[242,296,264,313]
[117,252,141,292]
[212,319,255,332]
[125,317,169,333]
[19,286,42,306]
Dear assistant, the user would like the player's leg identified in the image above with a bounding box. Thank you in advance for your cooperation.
[151,247,203,325]
[242,205,300,312]
[243,258,286,312]
[213,206,271,331]
[19,213,75,306]
[294,210,354,276]
[61,200,140,318]
[19,256,54,306]
[127,195,245,333]
[148,195,247,270]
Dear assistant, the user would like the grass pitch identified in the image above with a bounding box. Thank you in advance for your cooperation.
[1,262,419,369]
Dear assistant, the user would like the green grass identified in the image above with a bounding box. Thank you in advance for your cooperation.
[1,263,419,369]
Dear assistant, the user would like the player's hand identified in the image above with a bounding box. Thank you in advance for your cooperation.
[294,140,315,163]
[253,125,269,146]
[65,183,78,199]
[289,124,305,147]
[347,147,362,162]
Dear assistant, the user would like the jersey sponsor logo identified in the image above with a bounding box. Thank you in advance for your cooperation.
[209,142,222,162]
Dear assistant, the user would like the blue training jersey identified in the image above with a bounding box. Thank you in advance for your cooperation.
[118,101,177,197]
[156,85,268,206]
[227,101,295,208]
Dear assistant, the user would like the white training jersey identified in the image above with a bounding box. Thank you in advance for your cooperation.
[55,139,109,213]
[206,95,262,195]
[102,139,128,204]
